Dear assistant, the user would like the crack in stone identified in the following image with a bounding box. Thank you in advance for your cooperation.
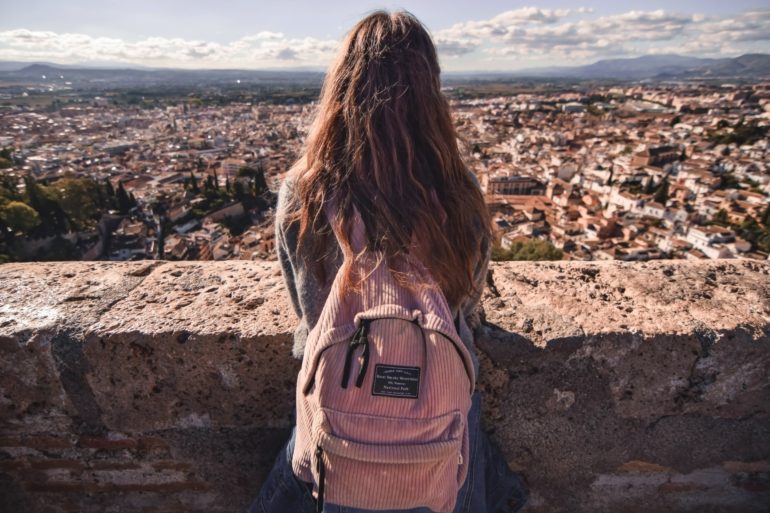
[644,413,676,433]
[90,261,169,331]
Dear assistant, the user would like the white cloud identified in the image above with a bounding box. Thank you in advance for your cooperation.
[436,7,584,43]
[0,7,769,70]
[0,29,339,68]
[434,36,478,57]
[434,6,770,67]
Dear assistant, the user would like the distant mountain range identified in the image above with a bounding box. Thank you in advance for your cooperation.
[0,60,156,72]
[507,54,770,80]
[0,53,768,89]
[0,63,326,89]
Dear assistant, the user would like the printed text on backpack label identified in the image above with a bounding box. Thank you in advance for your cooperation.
[371,364,421,399]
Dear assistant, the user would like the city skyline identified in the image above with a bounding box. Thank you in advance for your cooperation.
[1,2,770,71]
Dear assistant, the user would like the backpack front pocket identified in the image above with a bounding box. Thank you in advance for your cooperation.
[311,408,466,513]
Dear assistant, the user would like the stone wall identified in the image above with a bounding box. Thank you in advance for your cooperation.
[0,259,768,513]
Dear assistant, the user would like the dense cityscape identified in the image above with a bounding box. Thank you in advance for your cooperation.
[0,79,769,263]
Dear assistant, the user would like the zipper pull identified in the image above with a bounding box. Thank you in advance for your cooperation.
[354,320,371,388]
[315,445,325,513]
[458,453,463,465]
[341,321,366,388]
[355,332,370,388]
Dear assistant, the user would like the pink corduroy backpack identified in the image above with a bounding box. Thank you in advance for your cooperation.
[291,199,476,513]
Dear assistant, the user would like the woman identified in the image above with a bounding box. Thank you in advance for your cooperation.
[247,10,527,513]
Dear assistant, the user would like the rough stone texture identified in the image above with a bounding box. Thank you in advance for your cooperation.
[1,259,768,513]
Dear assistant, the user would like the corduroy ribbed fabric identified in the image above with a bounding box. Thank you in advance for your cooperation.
[292,200,475,513]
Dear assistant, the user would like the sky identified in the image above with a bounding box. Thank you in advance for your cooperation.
[1,1,770,71]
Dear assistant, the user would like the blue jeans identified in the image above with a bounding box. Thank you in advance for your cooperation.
[247,392,528,513]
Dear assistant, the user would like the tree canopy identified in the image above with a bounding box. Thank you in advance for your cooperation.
[0,201,40,234]
[491,239,563,261]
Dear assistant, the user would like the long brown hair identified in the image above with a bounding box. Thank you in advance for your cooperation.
[289,9,490,309]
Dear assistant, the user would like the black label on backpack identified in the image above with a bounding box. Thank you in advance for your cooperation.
[371,364,420,399]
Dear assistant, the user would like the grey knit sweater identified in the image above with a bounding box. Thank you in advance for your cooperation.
[274,170,491,376]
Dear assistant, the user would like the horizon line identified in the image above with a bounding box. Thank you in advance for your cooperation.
[2,52,769,75]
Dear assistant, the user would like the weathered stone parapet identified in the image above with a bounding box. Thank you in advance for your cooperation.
[0,260,768,512]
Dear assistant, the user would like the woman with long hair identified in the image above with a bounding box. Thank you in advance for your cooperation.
[247,10,527,513]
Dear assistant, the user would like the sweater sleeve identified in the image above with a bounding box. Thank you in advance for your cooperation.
[275,177,302,319]
[274,175,314,359]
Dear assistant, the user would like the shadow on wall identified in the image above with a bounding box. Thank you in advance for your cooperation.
[0,259,768,513]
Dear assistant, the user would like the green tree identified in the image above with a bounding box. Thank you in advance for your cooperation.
[761,204,770,228]
[116,181,133,214]
[737,217,770,253]
[233,179,246,200]
[236,166,256,178]
[717,173,741,190]
[0,201,40,233]
[491,239,563,261]
[94,178,106,209]
[104,178,115,197]
[0,175,21,203]
[644,179,656,195]
[653,178,669,204]
[52,175,103,230]
[24,176,70,235]
[189,171,200,194]
[238,164,268,194]
[709,119,769,146]
[0,148,13,169]
[253,165,268,194]
[587,104,603,116]
[713,209,730,226]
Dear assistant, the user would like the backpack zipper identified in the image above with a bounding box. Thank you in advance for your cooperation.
[355,332,370,388]
[340,316,468,390]
[341,319,370,388]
